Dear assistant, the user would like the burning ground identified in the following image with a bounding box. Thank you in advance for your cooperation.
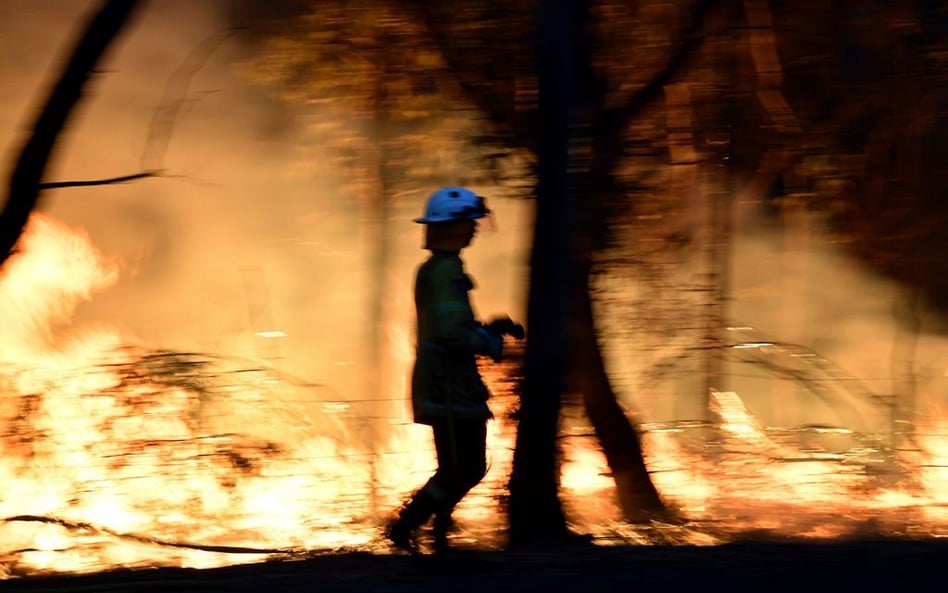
[2,0,948,585]
[1,215,948,580]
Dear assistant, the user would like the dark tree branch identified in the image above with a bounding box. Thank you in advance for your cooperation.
[0,0,142,266]
[417,0,728,165]
[39,170,160,190]
[592,0,732,177]
[414,1,532,150]
[39,30,236,195]
[4,515,296,555]
[567,0,734,524]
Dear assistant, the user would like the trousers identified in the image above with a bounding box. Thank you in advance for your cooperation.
[395,417,488,531]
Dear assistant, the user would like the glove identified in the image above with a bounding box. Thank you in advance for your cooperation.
[476,327,505,362]
[485,316,525,340]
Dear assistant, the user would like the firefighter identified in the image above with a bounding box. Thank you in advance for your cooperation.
[385,186,524,552]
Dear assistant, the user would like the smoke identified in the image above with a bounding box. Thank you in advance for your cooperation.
[0,1,338,398]
[597,198,948,435]
[0,0,531,406]
[4,0,945,437]
[729,205,948,427]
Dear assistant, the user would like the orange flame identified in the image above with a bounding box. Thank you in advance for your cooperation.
[2,214,948,578]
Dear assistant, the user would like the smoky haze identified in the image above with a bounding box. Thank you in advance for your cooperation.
[0,0,354,398]
[2,0,944,435]
[0,0,531,407]
[597,198,948,438]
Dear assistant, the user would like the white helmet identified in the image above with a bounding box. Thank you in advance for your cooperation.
[414,186,490,224]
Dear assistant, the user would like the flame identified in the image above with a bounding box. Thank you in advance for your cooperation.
[0,215,393,576]
[2,214,948,579]
[638,391,948,540]
[0,214,519,576]
[915,414,948,524]
[0,214,122,366]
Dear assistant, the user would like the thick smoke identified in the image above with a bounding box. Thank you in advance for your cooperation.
[3,0,946,444]
[598,198,948,435]
[0,0,531,406]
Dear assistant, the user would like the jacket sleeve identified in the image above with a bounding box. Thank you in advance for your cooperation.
[426,259,496,356]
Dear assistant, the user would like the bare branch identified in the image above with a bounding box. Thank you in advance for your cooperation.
[594,0,734,172]
[141,29,238,172]
[38,170,160,190]
[35,31,237,198]
[0,0,142,266]
[414,1,531,149]
[4,514,296,555]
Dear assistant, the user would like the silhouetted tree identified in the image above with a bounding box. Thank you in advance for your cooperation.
[415,0,729,537]
[244,0,736,541]
[506,0,583,544]
[241,0,948,543]
[0,0,142,267]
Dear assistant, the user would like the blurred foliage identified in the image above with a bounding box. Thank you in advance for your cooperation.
[237,0,531,217]
[224,0,948,534]
[235,0,948,305]
[765,1,948,305]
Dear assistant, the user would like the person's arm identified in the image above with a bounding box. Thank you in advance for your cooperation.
[426,260,502,359]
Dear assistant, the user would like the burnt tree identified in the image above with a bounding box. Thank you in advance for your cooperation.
[506,0,582,544]
[0,0,142,268]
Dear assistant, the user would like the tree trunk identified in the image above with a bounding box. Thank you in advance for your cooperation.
[363,28,392,519]
[0,0,141,267]
[569,256,667,519]
[570,4,687,522]
[508,0,580,547]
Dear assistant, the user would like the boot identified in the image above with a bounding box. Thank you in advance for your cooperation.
[432,513,454,552]
[384,518,416,553]
[385,490,436,552]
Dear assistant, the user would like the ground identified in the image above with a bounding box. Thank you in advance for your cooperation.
[3,538,948,592]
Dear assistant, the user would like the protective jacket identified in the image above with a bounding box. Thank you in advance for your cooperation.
[411,251,498,425]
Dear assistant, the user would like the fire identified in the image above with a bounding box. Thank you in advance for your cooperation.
[915,413,948,524]
[2,214,948,579]
[0,215,121,366]
[0,214,431,577]
[638,391,948,540]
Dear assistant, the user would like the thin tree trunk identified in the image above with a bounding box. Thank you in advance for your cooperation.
[565,6,669,521]
[891,283,921,448]
[508,0,579,547]
[364,27,394,518]
[570,257,667,519]
[0,0,141,267]
[702,137,732,406]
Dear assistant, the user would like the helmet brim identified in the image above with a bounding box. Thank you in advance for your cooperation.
[414,212,488,224]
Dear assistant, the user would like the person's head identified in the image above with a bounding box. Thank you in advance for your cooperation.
[423,219,477,251]
[414,186,491,252]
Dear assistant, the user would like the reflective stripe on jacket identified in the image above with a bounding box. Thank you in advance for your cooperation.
[410,251,493,425]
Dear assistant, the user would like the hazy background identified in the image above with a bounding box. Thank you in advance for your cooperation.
[1,1,948,575]
[1,0,945,432]
[0,0,531,410]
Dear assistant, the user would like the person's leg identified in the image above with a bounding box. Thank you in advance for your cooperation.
[388,418,487,551]
[431,418,487,549]
[386,424,446,550]
[386,486,437,547]
[450,418,488,498]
